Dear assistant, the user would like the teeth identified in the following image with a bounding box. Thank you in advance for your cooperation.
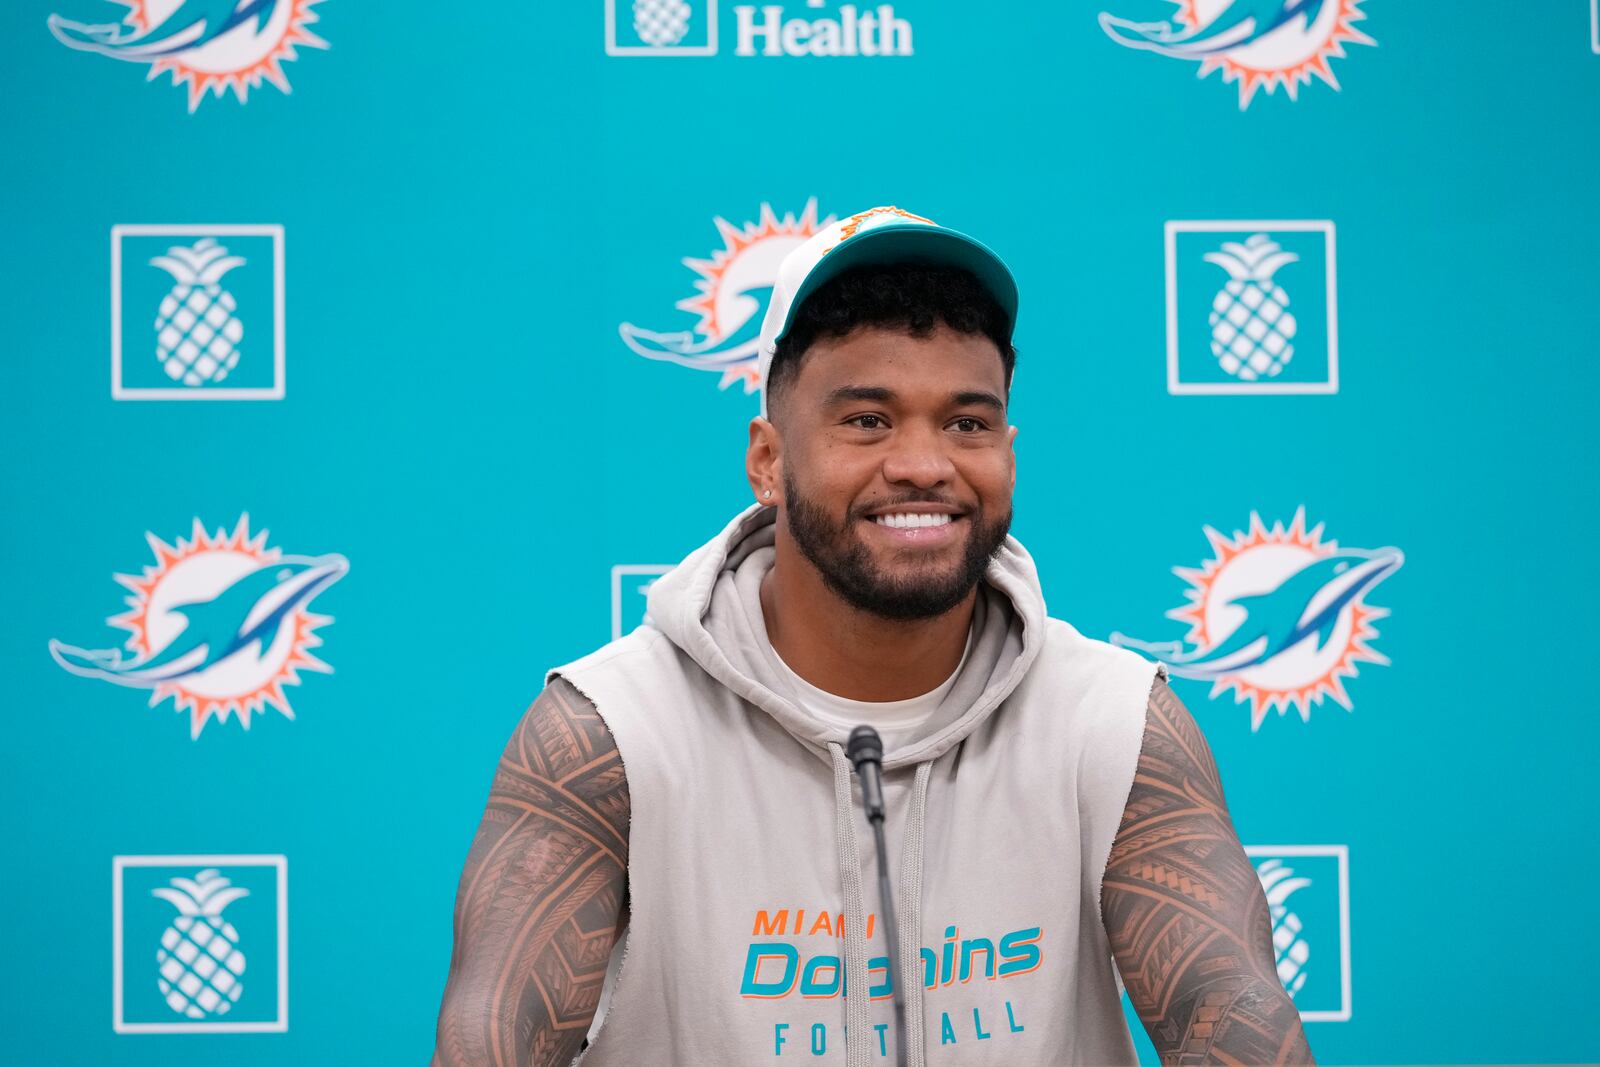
[873,513,953,529]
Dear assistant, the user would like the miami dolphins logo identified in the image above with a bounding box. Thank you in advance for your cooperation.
[1099,0,1374,108]
[1112,509,1401,728]
[49,515,347,737]
[48,0,328,111]
[620,199,832,393]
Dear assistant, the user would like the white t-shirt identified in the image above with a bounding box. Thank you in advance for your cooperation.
[771,625,974,739]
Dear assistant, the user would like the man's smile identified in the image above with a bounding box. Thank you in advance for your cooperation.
[860,508,965,549]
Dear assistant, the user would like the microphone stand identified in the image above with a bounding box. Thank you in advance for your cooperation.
[848,725,908,1067]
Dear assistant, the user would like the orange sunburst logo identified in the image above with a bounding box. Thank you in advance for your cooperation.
[48,515,348,738]
[1101,0,1374,109]
[48,0,328,112]
[1111,508,1403,729]
[619,200,833,392]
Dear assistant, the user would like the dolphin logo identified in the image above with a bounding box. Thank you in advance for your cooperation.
[46,0,326,110]
[1112,545,1402,680]
[1100,0,1329,58]
[48,0,280,61]
[618,283,772,383]
[622,201,830,393]
[50,553,348,689]
[1099,0,1371,108]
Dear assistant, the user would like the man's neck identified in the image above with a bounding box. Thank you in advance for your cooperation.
[760,534,976,702]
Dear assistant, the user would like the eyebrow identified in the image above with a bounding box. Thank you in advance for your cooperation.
[951,390,1006,413]
[823,385,895,406]
[822,385,1006,413]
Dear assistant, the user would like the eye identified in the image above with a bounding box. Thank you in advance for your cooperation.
[847,414,887,430]
[950,417,987,433]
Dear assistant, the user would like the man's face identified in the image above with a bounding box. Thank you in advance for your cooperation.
[769,325,1016,621]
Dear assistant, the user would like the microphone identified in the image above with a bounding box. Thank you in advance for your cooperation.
[847,724,887,820]
[847,725,908,1067]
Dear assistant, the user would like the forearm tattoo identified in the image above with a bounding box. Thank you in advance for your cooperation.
[1102,679,1315,1065]
[432,678,630,1067]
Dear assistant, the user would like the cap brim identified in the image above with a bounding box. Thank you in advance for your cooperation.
[772,223,1018,345]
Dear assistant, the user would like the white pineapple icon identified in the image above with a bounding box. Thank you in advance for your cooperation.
[1204,234,1299,381]
[1256,859,1312,998]
[152,868,249,1019]
[633,0,691,46]
[150,237,246,386]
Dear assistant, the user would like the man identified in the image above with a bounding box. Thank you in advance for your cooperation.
[432,207,1314,1065]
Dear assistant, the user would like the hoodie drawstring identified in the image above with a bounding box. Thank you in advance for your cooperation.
[898,762,932,1067]
[830,744,936,1067]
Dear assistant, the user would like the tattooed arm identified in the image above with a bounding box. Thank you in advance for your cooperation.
[1101,677,1315,1065]
[432,677,630,1067]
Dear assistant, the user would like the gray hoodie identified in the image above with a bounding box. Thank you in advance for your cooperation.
[551,504,1161,1065]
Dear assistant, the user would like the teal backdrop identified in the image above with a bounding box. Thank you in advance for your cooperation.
[2,0,1597,1063]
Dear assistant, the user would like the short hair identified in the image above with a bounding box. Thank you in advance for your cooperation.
[765,262,1016,416]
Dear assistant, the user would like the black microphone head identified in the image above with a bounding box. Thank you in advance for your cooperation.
[846,724,884,766]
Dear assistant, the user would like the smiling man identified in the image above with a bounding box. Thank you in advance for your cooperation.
[432,208,1315,1065]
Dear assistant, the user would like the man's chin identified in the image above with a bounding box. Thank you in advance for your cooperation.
[784,493,1007,620]
[828,541,979,617]
[834,576,978,621]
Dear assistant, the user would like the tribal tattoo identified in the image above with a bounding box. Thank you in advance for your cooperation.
[1101,677,1315,1065]
[432,677,630,1067]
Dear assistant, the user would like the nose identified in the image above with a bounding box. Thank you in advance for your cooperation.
[880,423,957,490]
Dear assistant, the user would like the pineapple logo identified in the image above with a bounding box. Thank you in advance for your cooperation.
[151,238,247,386]
[620,200,833,393]
[1256,859,1313,997]
[153,869,250,1020]
[1165,220,1335,395]
[1246,846,1350,1020]
[1204,234,1297,382]
[48,0,328,111]
[1100,0,1374,108]
[634,0,692,46]
[49,515,347,738]
[1112,509,1402,729]
[612,564,675,639]
[114,855,287,1032]
[606,0,715,54]
[113,225,284,400]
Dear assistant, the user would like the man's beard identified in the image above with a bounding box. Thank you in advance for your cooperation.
[782,468,1012,621]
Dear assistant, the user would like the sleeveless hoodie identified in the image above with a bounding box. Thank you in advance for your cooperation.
[550,504,1162,1066]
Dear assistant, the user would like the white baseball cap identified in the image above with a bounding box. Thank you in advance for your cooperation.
[755,206,1018,417]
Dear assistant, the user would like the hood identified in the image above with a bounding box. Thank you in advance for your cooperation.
[645,503,1048,771]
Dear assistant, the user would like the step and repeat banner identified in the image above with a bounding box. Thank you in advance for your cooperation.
[2,2,1596,1064]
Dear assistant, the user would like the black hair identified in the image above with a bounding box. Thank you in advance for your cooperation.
[765,262,1016,415]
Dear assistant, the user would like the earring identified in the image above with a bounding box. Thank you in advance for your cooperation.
[763,489,773,499]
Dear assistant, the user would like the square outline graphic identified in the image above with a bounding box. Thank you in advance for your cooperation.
[112,854,289,1034]
[611,564,675,640]
[1245,844,1351,1023]
[1164,220,1339,396]
[605,0,718,55]
[112,224,286,401]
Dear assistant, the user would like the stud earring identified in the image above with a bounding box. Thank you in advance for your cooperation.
[763,489,773,499]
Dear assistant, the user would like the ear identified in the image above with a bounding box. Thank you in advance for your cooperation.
[747,416,783,506]
[1007,423,1018,494]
